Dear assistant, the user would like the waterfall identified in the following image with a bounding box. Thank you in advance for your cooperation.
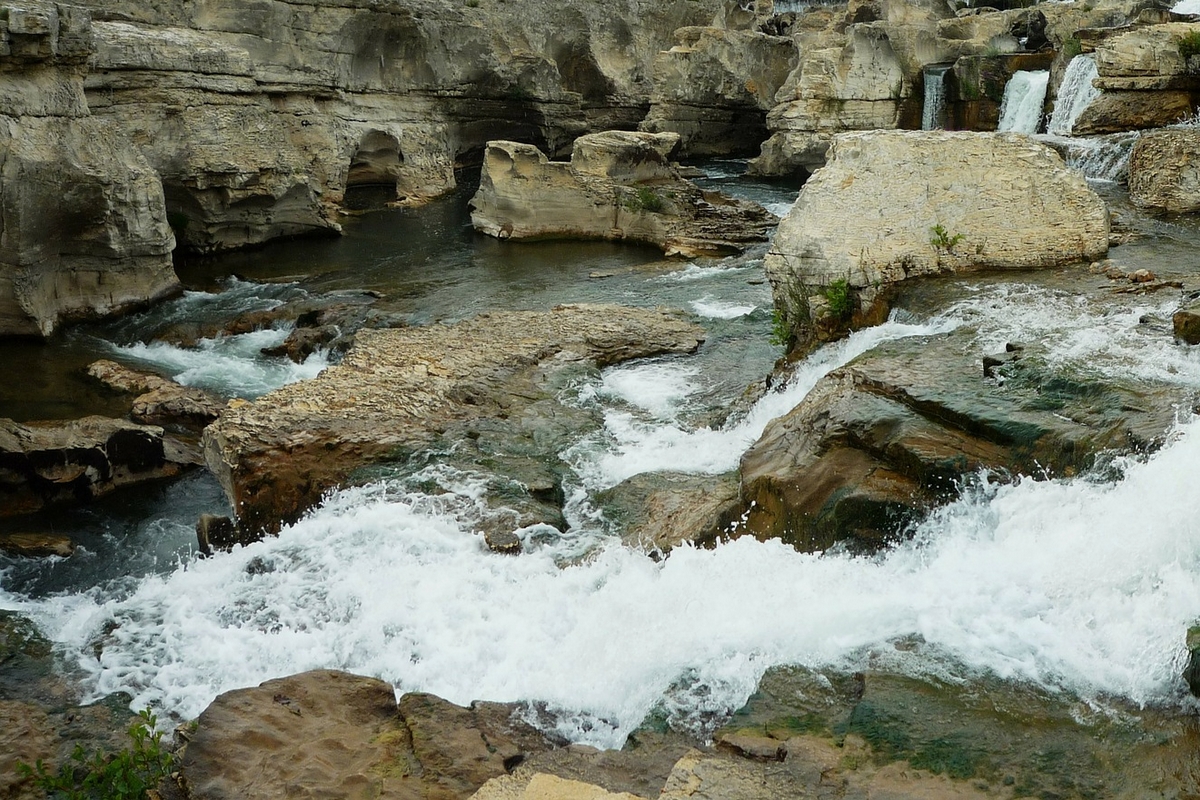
[1054,131,1142,183]
[1048,54,1100,136]
[997,70,1049,134]
[921,64,953,131]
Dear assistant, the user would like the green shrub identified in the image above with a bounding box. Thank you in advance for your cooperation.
[624,187,665,214]
[930,224,965,253]
[1061,36,1082,60]
[769,307,790,347]
[1178,30,1200,61]
[823,279,853,321]
[17,709,175,800]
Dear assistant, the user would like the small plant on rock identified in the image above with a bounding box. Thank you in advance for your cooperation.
[1179,31,1200,66]
[624,187,665,214]
[930,224,965,253]
[769,307,791,347]
[823,278,854,321]
[17,709,175,800]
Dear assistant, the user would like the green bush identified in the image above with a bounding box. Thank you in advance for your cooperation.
[1061,36,1082,60]
[17,709,175,800]
[824,279,854,321]
[1178,30,1200,61]
[769,307,790,347]
[624,187,665,214]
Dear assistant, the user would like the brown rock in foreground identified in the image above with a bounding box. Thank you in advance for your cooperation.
[469,132,773,258]
[182,670,552,800]
[203,305,705,538]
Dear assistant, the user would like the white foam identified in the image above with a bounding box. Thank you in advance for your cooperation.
[1172,0,1200,15]
[599,362,700,421]
[12,419,1200,745]
[569,316,959,490]
[765,202,794,218]
[665,263,756,282]
[689,297,757,319]
[112,330,329,399]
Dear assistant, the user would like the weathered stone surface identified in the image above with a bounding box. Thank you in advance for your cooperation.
[1072,90,1194,135]
[640,27,797,157]
[86,360,223,430]
[472,773,646,800]
[203,305,705,537]
[1129,129,1200,214]
[1174,299,1200,344]
[595,471,740,552]
[0,2,179,338]
[0,533,74,558]
[470,133,773,258]
[183,670,552,800]
[1094,22,1200,88]
[765,131,1108,350]
[737,327,1178,552]
[74,0,723,253]
[0,416,195,516]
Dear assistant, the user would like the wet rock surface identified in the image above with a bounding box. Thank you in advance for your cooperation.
[595,471,740,552]
[738,324,1180,552]
[470,132,774,258]
[87,360,223,431]
[203,305,705,538]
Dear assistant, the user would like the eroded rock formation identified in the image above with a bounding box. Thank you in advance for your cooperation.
[0,1,177,337]
[202,305,705,538]
[765,131,1108,351]
[470,132,773,257]
[1128,128,1200,213]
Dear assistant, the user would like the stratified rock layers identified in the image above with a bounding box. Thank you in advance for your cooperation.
[470,132,773,257]
[203,305,705,537]
[1128,128,1200,214]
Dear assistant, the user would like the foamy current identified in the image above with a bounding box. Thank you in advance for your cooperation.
[3,283,1199,748]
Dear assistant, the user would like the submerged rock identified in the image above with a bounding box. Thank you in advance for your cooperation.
[203,305,705,539]
[765,131,1109,353]
[0,416,197,516]
[469,132,773,258]
[0,533,74,558]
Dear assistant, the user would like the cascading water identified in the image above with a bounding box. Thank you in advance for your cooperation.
[6,280,1200,748]
[1048,54,1100,136]
[921,64,953,131]
[997,70,1049,134]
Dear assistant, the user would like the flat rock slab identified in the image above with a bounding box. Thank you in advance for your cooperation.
[203,305,704,537]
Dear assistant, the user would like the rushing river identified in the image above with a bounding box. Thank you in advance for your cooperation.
[4,164,1200,750]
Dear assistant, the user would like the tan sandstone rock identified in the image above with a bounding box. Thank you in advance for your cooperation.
[470,132,773,257]
[202,305,705,538]
[86,360,223,430]
[471,772,646,800]
[1093,22,1200,91]
[183,670,552,800]
[1128,128,1200,214]
[764,130,1108,350]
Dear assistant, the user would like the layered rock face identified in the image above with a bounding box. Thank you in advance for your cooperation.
[1074,22,1200,135]
[0,2,177,337]
[640,26,797,157]
[470,132,773,257]
[73,0,722,254]
[202,304,705,538]
[764,131,1109,349]
[1128,128,1200,213]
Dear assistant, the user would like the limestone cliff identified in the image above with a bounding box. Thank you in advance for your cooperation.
[73,0,723,253]
[0,1,177,337]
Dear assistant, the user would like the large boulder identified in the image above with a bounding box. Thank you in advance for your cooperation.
[0,1,178,337]
[182,670,553,800]
[202,305,705,538]
[736,326,1177,553]
[470,132,773,257]
[764,131,1108,350]
[1093,22,1200,91]
[1128,128,1200,214]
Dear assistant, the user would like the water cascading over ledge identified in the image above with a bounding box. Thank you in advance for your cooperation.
[997,70,1049,134]
[1049,54,1101,136]
[921,64,953,131]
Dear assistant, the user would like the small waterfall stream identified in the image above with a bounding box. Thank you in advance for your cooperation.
[1048,54,1101,136]
[997,70,1049,134]
[921,64,953,131]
